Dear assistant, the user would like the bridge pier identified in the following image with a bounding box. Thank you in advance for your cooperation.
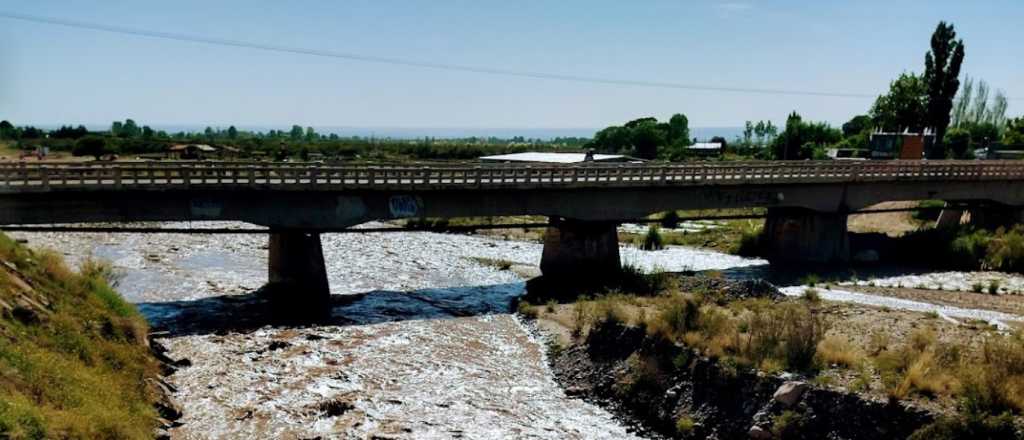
[965,204,1024,230]
[935,203,966,229]
[763,208,849,265]
[540,218,621,280]
[266,231,330,316]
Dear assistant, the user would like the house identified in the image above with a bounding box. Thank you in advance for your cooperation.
[168,144,217,160]
[687,142,723,157]
[868,130,935,160]
[478,152,639,164]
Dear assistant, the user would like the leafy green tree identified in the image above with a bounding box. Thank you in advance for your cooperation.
[871,73,927,132]
[289,125,304,141]
[944,128,972,159]
[589,126,631,154]
[630,120,664,160]
[142,126,154,139]
[772,112,841,160]
[121,119,140,138]
[0,120,14,139]
[923,21,965,155]
[227,125,238,139]
[305,126,317,142]
[1005,118,1024,146]
[667,114,690,146]
[842,115,872,137]
[774,112,804,160]
[72,136,111,159]
[964,122,999,147]
[742,121,754,147]
[111,121,123,137]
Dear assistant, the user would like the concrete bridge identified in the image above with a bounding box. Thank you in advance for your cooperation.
[2,160,1024,308]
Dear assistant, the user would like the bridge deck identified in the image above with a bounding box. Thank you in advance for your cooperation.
[1,160,1022,192]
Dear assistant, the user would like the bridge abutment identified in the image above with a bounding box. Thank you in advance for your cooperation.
[266,231,330,316]
[763,208,849,265]
[540,218,621,280]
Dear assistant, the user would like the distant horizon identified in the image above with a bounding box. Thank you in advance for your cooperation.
[22,123,746,141]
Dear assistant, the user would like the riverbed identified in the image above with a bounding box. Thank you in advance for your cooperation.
[11,222,761,439]
[11,222,1024,438]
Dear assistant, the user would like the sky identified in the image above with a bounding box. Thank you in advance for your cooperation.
[0,0,1021,134]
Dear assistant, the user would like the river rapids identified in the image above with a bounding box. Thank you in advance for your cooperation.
[10,222,1024,439]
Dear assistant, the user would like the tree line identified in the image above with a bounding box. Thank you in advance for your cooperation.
[585,21,1020,162]
[0,119,591,161]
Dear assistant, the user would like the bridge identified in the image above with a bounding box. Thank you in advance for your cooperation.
[2,160,1023,310]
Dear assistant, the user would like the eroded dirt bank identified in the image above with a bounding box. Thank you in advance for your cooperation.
[549,320,933,440]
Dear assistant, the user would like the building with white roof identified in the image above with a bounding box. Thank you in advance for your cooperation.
[478,152,635,164]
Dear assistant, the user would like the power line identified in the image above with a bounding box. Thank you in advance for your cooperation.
[0,10,889,99]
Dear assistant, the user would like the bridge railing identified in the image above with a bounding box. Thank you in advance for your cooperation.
[2,160,1023,191]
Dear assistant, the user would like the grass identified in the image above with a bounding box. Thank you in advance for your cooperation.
[544,268,1024,434]
[619,209,765,255]
[631,293,826,373]
[801,287,821,303]
[816,335,862,368]
[0,233,158,439]
[893,224,1024,273]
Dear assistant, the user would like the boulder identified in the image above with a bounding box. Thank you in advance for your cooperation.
[773,381,808,407]
[748,425,772,439]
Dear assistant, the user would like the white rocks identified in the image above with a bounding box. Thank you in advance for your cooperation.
[772,381,808,407]
[748,424,773,439]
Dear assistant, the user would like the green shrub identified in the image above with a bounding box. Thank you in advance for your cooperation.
[988,280,1001,295]
[802,288,821,303]
[772,410,807,439]
[732,228,763,257]
[640,225,664,251]
[986,226,1024,272]
[675,415,696,436]
[660,211,681,229]
[516,300,538,319]
[655,296,701,337]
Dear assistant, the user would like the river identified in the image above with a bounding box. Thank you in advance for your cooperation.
[11,222,1024,439]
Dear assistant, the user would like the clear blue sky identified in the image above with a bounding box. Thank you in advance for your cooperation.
[0,0,1020,131]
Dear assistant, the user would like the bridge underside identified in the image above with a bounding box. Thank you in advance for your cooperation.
[3,180,1024,228]
[4,179,1024,309]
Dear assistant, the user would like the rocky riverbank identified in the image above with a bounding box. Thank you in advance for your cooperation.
[527,273,1024,439]
[549,320,933,440]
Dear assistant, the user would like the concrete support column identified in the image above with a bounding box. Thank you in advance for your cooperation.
[935,203,965,229]
[267,231,330,314]
[540,218,621,279]
[763,207,849,265]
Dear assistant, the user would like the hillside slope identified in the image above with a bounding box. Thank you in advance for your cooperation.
[0,233,160,439]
